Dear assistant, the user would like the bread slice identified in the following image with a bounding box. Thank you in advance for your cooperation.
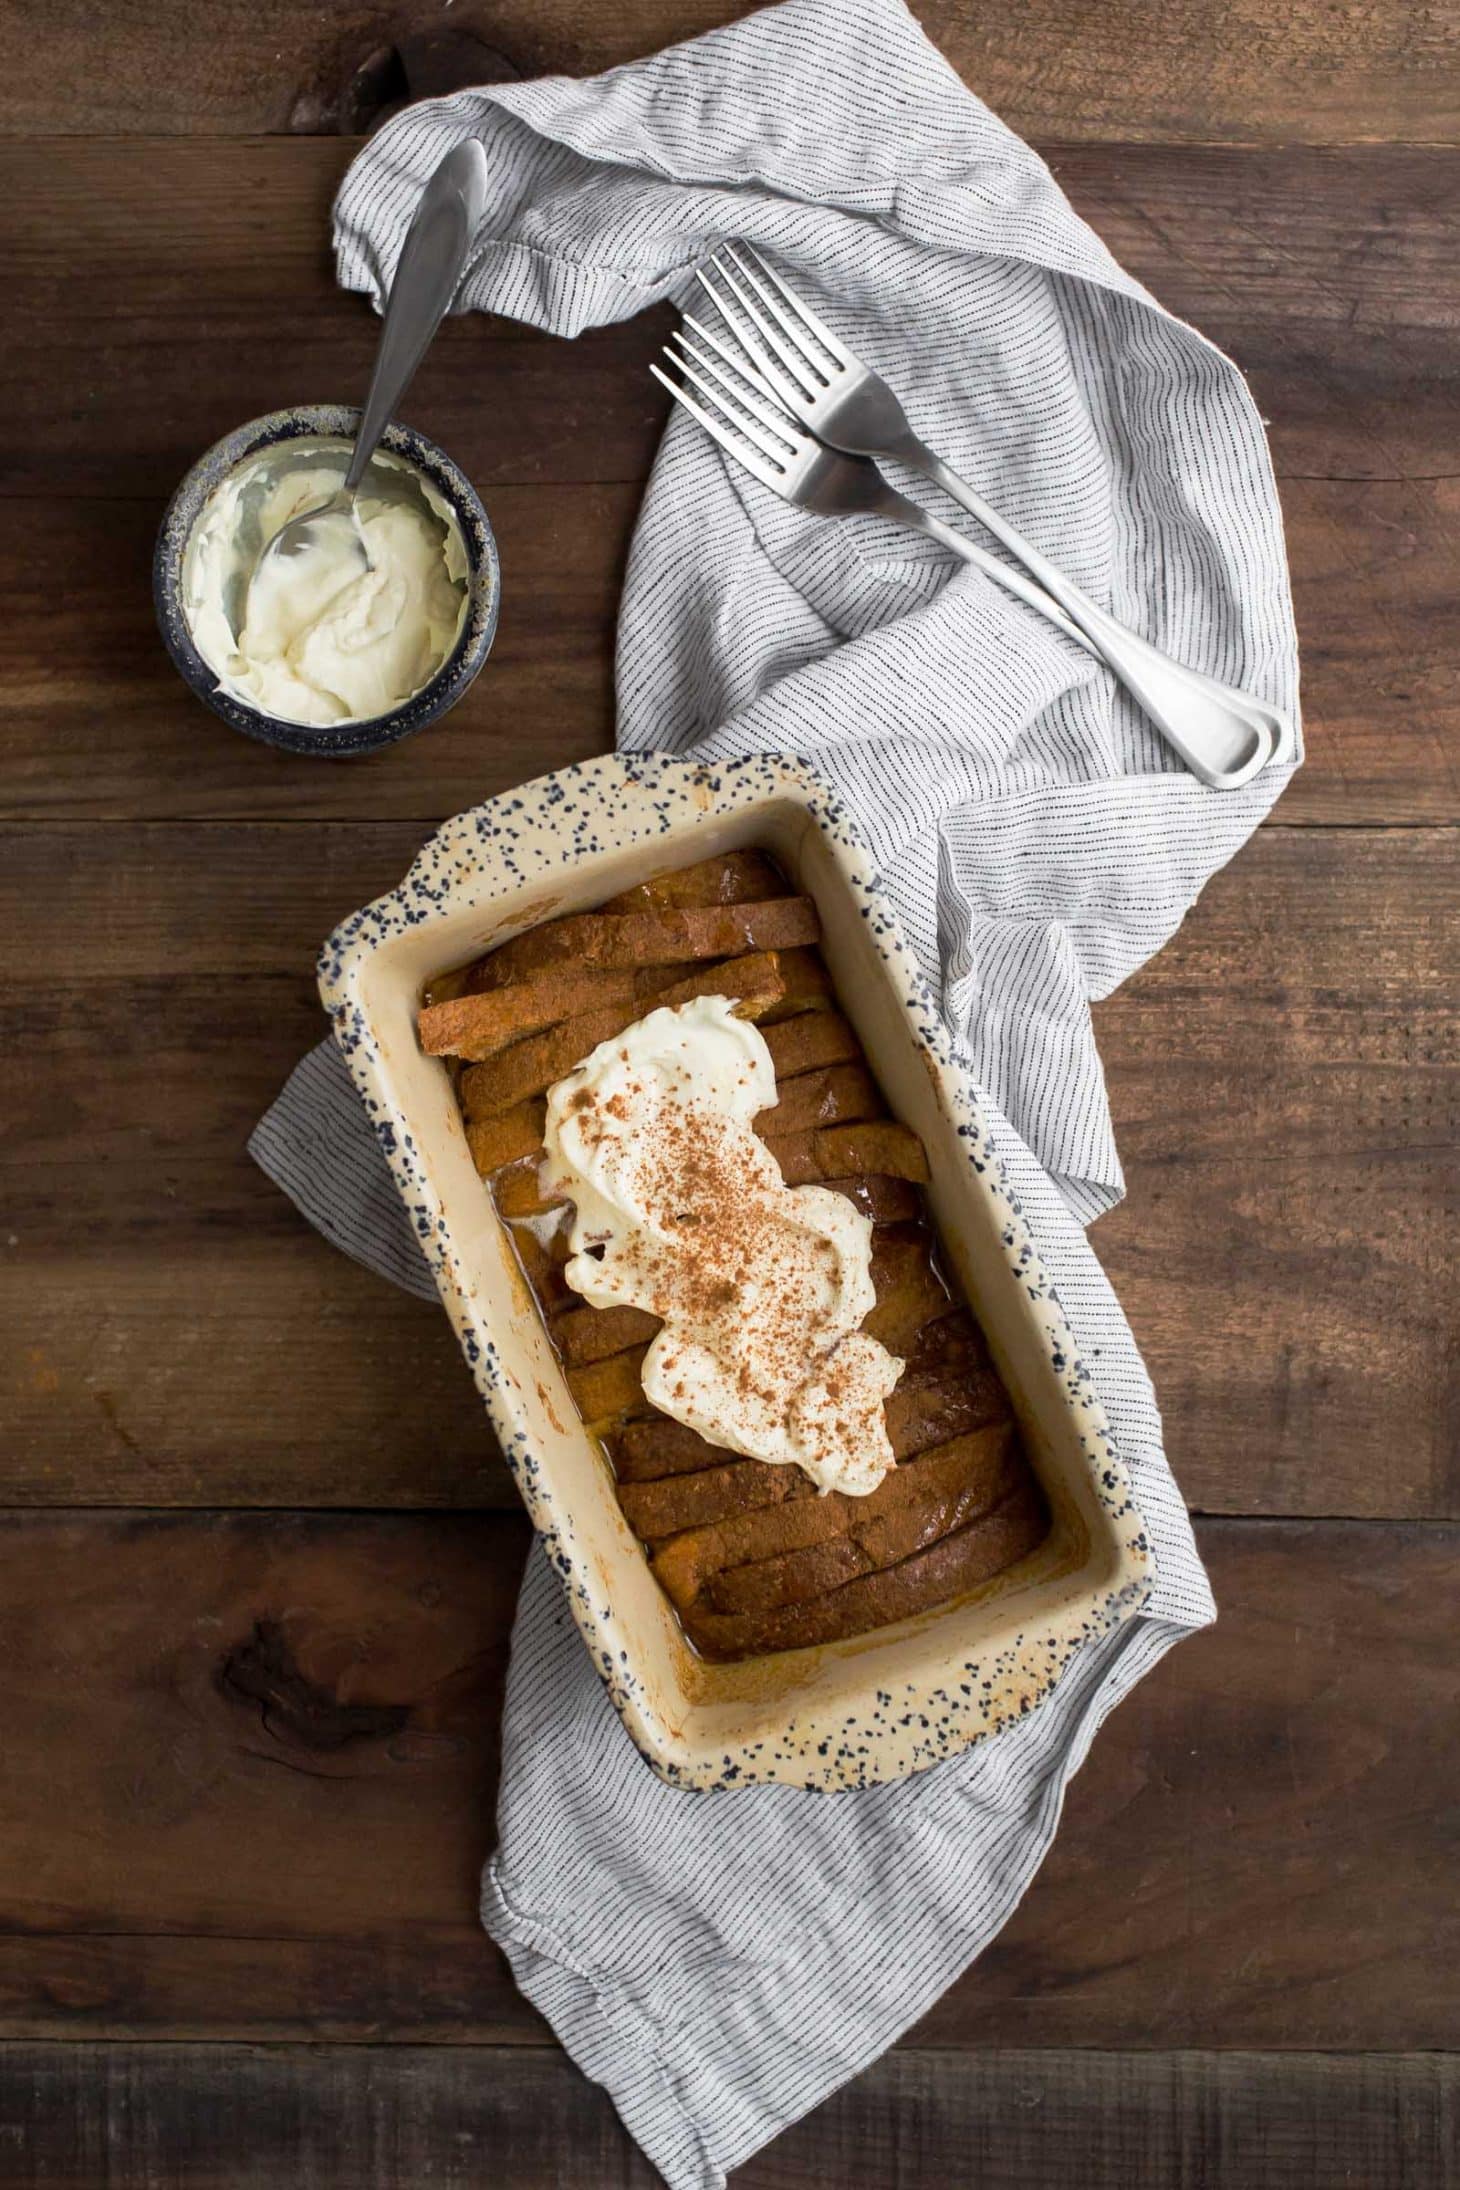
[863,1233,952,1353]
[685,1481,1049,1661]
[651,1421,1018,1612]
[762,1011,860,1079]
[418,965,640,1062]
[553,1301,661,1368]
[472,897,821,987]
[567,1344,652,1429]
[611,1416,739,1483]
[491,1155,563,1219]
[459,952,796,1119]
[765,1119,930,1186]
[763,1062,882,1135]
[617,1453,813,1540]
[821,1174,923,1225]
[702,1430,1023,1617]
[466,1100,547,1177]
[598,849,784,913]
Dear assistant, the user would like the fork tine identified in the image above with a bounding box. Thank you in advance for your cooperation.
[694,264,806,414]
[730,241,853,371]
[665,345,799,464]
[661,344,801,465]
[696,260,818,408]
[681,306,789,396]
[708,251,826,397]
[649,362,789,489]
[669,328,804,442]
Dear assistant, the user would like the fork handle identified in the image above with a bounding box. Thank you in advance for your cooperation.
[909,446,1287,791]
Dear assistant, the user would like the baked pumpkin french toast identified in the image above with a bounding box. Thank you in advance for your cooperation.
[420,848,1047,1661]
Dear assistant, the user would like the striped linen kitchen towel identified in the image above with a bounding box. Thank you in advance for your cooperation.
[252,0,1301,2180]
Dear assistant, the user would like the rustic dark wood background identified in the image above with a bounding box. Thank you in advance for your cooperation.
[2,1,1456,2183]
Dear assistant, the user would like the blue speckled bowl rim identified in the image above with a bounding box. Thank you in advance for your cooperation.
[153,404,500,757]
[319,752,1154,1791]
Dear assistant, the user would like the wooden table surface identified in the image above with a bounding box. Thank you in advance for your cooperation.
[2,3,1455,2183]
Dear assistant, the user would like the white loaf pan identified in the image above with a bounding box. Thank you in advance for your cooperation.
[319,752,1152,1790]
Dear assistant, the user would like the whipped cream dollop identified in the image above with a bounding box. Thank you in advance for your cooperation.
[182,442,468,727]
[544,995,904,1496]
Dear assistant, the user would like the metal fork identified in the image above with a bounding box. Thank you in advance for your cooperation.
[654,332,1102,659]
[691,242,1289,791]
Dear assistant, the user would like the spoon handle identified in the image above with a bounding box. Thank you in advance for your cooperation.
[345,140,491,496]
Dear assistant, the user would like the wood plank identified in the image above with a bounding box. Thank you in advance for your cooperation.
[0,0,1453,145]
[1,817,519,1509]
[2,142,1455,824]
[1049,145,1460,830]
[0,138,668,499]
[9,139,1449,505]
[1093,825,1458,1525]
[0,1513,1451,2051]
[0,486,626,827]
[4,824,1452,1516]
[2,476,1449,829]
[0,2044,1452,2190]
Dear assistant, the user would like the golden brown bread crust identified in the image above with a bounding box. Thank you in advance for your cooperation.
[566,1344,653,1429]
[863,1232,956,1354]
[639,948,788,1017]
[459,952,813,1119]
[650,1421,1018,1613]
[612,1415,746,1483]
[765,1119,931,1187]
[491,1155,562,1218]
[762,1010,859,1078]
[598,848,785,912]
[616,1452,812,1539]
[418,967,637,1060]
[610,1315,1009,1528]
[466,1100,547,1176]
[700,1430,1022,1617]
[554,1300,662,1367]
[426,849,1047,1661]
[508,1223,576,1315]
[471,895,821,987]
[765,1061,882,1134]
[821,1173,923,1225]
[679,1482,1049,1661]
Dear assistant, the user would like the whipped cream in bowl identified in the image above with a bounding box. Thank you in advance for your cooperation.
[544,994,905,1497]
[155,406,498,755]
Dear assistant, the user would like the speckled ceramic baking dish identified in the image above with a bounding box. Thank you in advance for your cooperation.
[319,752,1152,1791]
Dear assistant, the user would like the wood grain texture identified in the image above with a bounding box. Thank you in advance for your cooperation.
[0,4,1454,2171]
[1094,827,1458,1524]
[5,824,1452,1516]
[0,136,668,497]
[0,1513,1451,2051]
[0,2043,1453,2189]
[0,141,1456,823]
[7,137,1447,502]
[1,0,1454,144]
[0,486,629,826]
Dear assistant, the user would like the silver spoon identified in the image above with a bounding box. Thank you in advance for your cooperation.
[247,138,489,598]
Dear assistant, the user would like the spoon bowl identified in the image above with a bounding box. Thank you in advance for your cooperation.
[254,486,373,585]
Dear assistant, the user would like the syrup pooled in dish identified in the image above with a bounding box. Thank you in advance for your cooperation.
[420,849,1048,1662]
[543,995,904,1495]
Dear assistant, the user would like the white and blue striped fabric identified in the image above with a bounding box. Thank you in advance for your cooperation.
[252,1,1300,2180]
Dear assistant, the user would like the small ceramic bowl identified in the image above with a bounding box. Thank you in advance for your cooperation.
[154,403,499,757]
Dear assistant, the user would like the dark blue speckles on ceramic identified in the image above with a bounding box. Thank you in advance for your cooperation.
[153,403,500,758]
